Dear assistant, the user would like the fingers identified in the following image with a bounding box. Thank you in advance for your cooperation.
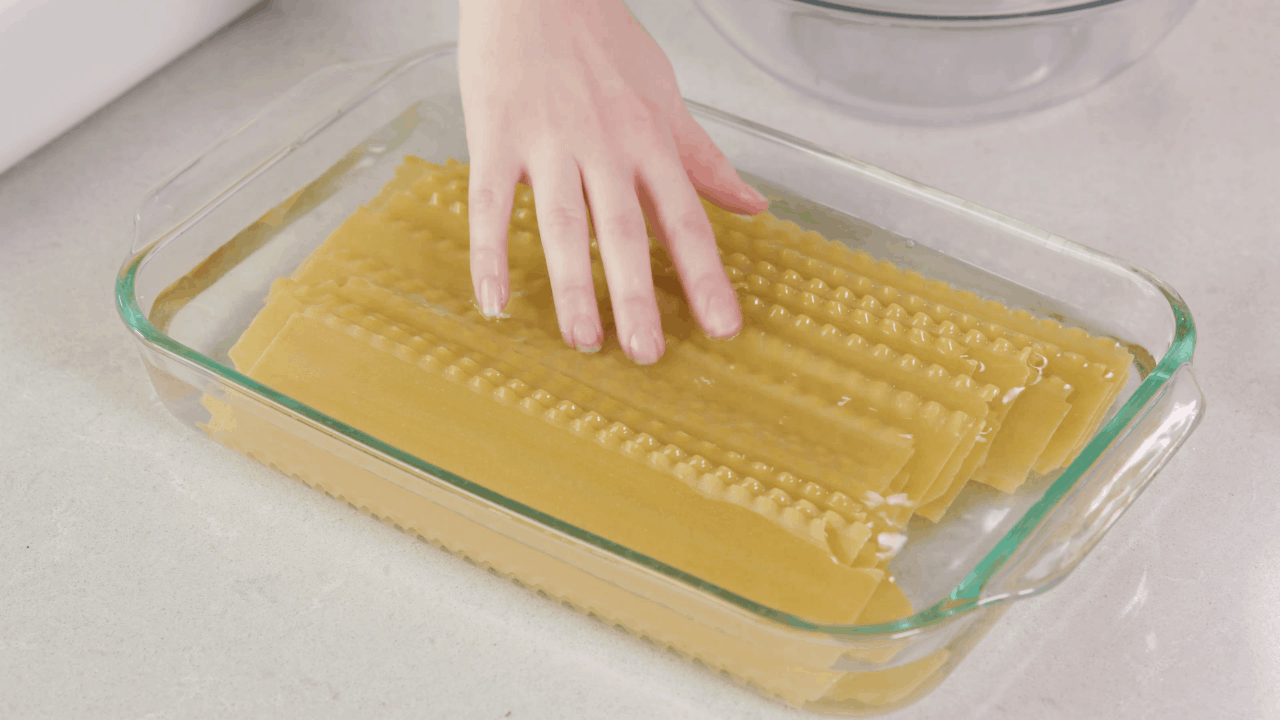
[669,107,769,216]
[638,149,742,339]
[581,162,665,365]
[526,154,604,352]
[468,155,522,317]
[464,107,753,361]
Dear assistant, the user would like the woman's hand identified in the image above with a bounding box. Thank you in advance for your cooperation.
[458,0,769,364]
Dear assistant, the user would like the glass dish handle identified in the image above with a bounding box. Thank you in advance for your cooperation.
[975,361,1205,606]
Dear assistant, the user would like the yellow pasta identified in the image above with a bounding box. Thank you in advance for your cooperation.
[210,156,1132,638]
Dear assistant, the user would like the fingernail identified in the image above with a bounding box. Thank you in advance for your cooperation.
[627,327,664,366]
[703,293,742,339]
[573,318,602,353]
[741,183,768,206]
[478,277,503,317]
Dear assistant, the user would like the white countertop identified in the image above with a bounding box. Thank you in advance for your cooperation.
[2,1,1276,717]
[0,0,260,175]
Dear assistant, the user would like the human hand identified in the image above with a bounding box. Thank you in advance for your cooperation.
[458,0,770,364]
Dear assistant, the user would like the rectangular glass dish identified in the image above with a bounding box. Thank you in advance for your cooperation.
[115,46,1204,715]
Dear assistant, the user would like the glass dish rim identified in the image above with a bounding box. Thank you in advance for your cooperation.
[777,0,1128,22]
[114,43,1197,639]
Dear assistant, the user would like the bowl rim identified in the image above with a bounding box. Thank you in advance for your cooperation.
[115,43,1199,640]
[783,0,1130,22]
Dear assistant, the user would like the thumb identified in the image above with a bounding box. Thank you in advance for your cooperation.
[669,106,770,216]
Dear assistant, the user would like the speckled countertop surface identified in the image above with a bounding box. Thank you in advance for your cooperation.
[2,1,1277,718]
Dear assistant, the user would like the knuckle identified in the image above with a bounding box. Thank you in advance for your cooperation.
[540,205,589,236]
[615,291,659,320]
[687,272,730,298]
[672,207,712,238]
[627,104,660,132]
[469,184,508,215]
[471,245,501,262]
[470,247,506,270]
[606,97,663,138]
[554,281,599,305]
[595,212,649,243]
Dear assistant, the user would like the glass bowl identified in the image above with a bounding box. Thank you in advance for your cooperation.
[115,45,1203,714]
[693,0,1198,124]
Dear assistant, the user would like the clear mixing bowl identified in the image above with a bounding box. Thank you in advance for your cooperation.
[693,0,1197,124]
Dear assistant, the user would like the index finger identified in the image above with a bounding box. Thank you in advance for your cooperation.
[467,153,523,317]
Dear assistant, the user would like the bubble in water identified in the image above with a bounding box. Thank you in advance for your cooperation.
[877,532,908,558]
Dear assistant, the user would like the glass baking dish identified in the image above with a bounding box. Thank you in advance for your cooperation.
[114,45,1203,715]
